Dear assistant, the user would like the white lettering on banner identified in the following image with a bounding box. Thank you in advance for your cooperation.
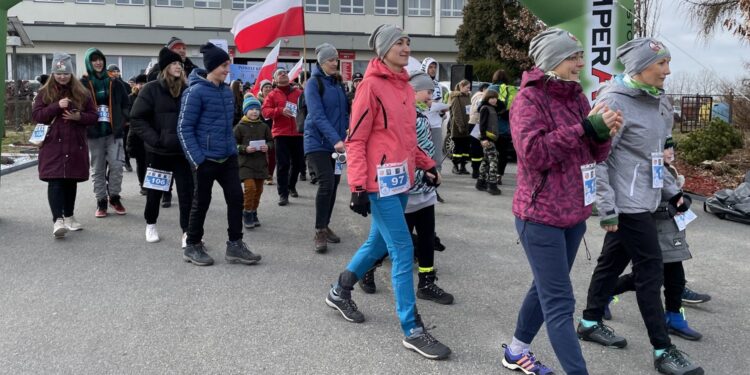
[589,0,616,101]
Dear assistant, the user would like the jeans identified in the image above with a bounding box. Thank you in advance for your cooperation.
[274,136,304,197]
[345,194,418,336]
[306,152,341,229]
[185,155,244,245]
[47,179,78,221]
[513,218,588,375]
[144,152,194,232]
[89,135,124,199]
[582,212,671,350]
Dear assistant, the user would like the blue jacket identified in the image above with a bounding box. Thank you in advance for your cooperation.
[303,64,349,155]
[178,69,238,167]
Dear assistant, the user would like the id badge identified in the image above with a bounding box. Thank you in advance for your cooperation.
[377,160,409,198]
[143,168,173,192]
[334,160,343,176]
[674,208,697,231]
[97,105,110,123]
[651,152,664,188]
[285,101,298,117]
[581,163,596,207]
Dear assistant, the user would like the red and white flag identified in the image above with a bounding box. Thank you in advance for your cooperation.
[251,41,281,96]
[231,0,305,53]
[288,57,304,82]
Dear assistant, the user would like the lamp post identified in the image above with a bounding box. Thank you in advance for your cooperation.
[7,35,21,132]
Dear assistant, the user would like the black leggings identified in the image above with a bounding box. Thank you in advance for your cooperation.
[612,261,686,313]
[144,152,194,231]
[405,204,436,270]
[47,179,78,221]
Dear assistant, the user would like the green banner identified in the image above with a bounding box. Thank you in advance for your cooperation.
[519,0,635,101]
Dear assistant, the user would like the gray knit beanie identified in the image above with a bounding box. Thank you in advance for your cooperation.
[529,27,584,72]
[50,52,74,74]
[408,70,434,92]
[315,43,338,65]
[617,37,671,76]
[368,24,410,59]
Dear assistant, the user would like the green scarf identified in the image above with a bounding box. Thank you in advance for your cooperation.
[623,74,662,97]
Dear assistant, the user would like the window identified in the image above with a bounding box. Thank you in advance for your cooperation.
[120,56,154,82]
[116,0,145,4]
[340,0,364,14]
[75,0,105,3]
[155,0,183,7]
[441,0,463,17]
[408,0,430,16]
[305,0,329,12]
[195,0,220,8]
[232,0,259,10]
[375,0,398,15]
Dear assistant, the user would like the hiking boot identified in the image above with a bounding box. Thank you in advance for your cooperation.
[183,243,214,266]
[53,218,68,239]
[501,343,556,375]
[459,163,470,175]
[325,227,341,243]
[225,240,261,264]
[278,195,289,206]
[63,216,83,231]
[577,321,627,348]
[434,235,446,251]
[452,165,461,174]
[145,224,160,243]
[290,188,299,198]
[417,271,454,305]
[475,179,488,191]
[161,192,172,208]
[95,199,108,218]
[487,183,502,195]
[402,326,451,360]
[325,286,365,323]
[243,210,254,229]
[252,211,261,227]
[666,309,702,341]
[314,229,328,253]
[358,269,376,294]
[654,345,704,375]
[109,195,126,215]
[681,286,711,304]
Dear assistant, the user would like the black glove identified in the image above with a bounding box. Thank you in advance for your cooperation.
[350,191,371,217]
[423,167,440,187]
[667,192,691,217]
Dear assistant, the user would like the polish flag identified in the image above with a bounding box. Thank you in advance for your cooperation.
[288,58,304,82]
[231,0,305,53]
[251,41,281,96]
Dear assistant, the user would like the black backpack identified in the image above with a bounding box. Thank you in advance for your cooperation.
[296,76,325,133]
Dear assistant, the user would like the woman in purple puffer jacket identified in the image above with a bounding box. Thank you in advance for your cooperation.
[498,28,622,375]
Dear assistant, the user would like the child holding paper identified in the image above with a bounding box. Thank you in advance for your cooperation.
[235,94,274,228]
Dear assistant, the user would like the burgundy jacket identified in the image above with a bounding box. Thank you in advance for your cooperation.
[509,68,611,228]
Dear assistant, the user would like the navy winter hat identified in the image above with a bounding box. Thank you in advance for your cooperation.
[200,42,230,73]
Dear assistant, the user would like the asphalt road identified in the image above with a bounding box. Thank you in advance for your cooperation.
[0,161,748,374]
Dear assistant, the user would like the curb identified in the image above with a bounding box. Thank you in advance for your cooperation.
[0,158,38,176]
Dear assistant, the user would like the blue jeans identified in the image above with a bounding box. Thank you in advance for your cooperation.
[513,218,588,375]
[346,193,418,336]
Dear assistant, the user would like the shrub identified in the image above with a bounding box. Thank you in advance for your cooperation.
[679,118,744,165]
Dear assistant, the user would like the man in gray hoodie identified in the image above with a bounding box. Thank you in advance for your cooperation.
[577,38,703,375]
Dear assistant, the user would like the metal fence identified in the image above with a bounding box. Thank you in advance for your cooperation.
[666,92,745,133]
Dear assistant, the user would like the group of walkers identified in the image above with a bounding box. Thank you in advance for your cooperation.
[31,23,711,374]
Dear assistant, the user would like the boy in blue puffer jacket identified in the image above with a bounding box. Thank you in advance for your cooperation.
[177,42,261,267]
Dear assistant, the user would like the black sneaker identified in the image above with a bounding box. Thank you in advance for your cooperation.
[278,195,289,206]
[358,269,376,294]
[290,188,299,198]
[654,346,704,375]
[681,286,711,304]
[417,282,454,305]
[225,240,261,264]
[183,243,214,266]
[402,328,452,360]
[325,287,365,323]
[577,321,627,348]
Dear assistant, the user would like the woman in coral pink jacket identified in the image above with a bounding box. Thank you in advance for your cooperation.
[323,24,451,361]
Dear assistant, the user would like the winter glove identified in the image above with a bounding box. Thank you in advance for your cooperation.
[667,192,692,217]
[600,216,619,228]
[350,190,371,217]
[582,113,611,143]
[423,167,440,187]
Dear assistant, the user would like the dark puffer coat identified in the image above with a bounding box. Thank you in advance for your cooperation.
[130,78,187,156]
[234,118,274,180]
[32,85,98,182]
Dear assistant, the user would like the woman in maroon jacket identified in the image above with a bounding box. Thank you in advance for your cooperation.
[32,52,97,238]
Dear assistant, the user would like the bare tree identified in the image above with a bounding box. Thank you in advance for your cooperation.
[634,0,663,37]
[682,0,750,42]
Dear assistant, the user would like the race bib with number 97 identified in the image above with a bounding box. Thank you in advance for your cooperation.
[377,160,409,198]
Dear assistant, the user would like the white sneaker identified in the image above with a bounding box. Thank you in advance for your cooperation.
[181,232,187,249]
[53,218,68,238]
[63,216,83,231]
[146,224,160,243]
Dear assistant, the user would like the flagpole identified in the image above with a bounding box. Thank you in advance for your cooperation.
[301,10,307,84]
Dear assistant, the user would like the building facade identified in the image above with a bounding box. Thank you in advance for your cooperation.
[7,0,464,82]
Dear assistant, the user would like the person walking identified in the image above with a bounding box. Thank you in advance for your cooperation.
[32,52,98,238]
[500,28,621,375]
[177,42,261,266]
[235,94,273,229]
[304,43,349,253]
[127,74,148,195]
[448,80,472,175]
[130,47,194,245]
[81,47,130,218]
[324,24,451,360]
[475,86,503,195]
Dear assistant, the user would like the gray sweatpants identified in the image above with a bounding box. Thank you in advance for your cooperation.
[89,135,124,200]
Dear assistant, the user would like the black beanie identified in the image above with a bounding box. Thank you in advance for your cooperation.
[200,42,230,73]
[158,47,182,71]
[134,74,148,84]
